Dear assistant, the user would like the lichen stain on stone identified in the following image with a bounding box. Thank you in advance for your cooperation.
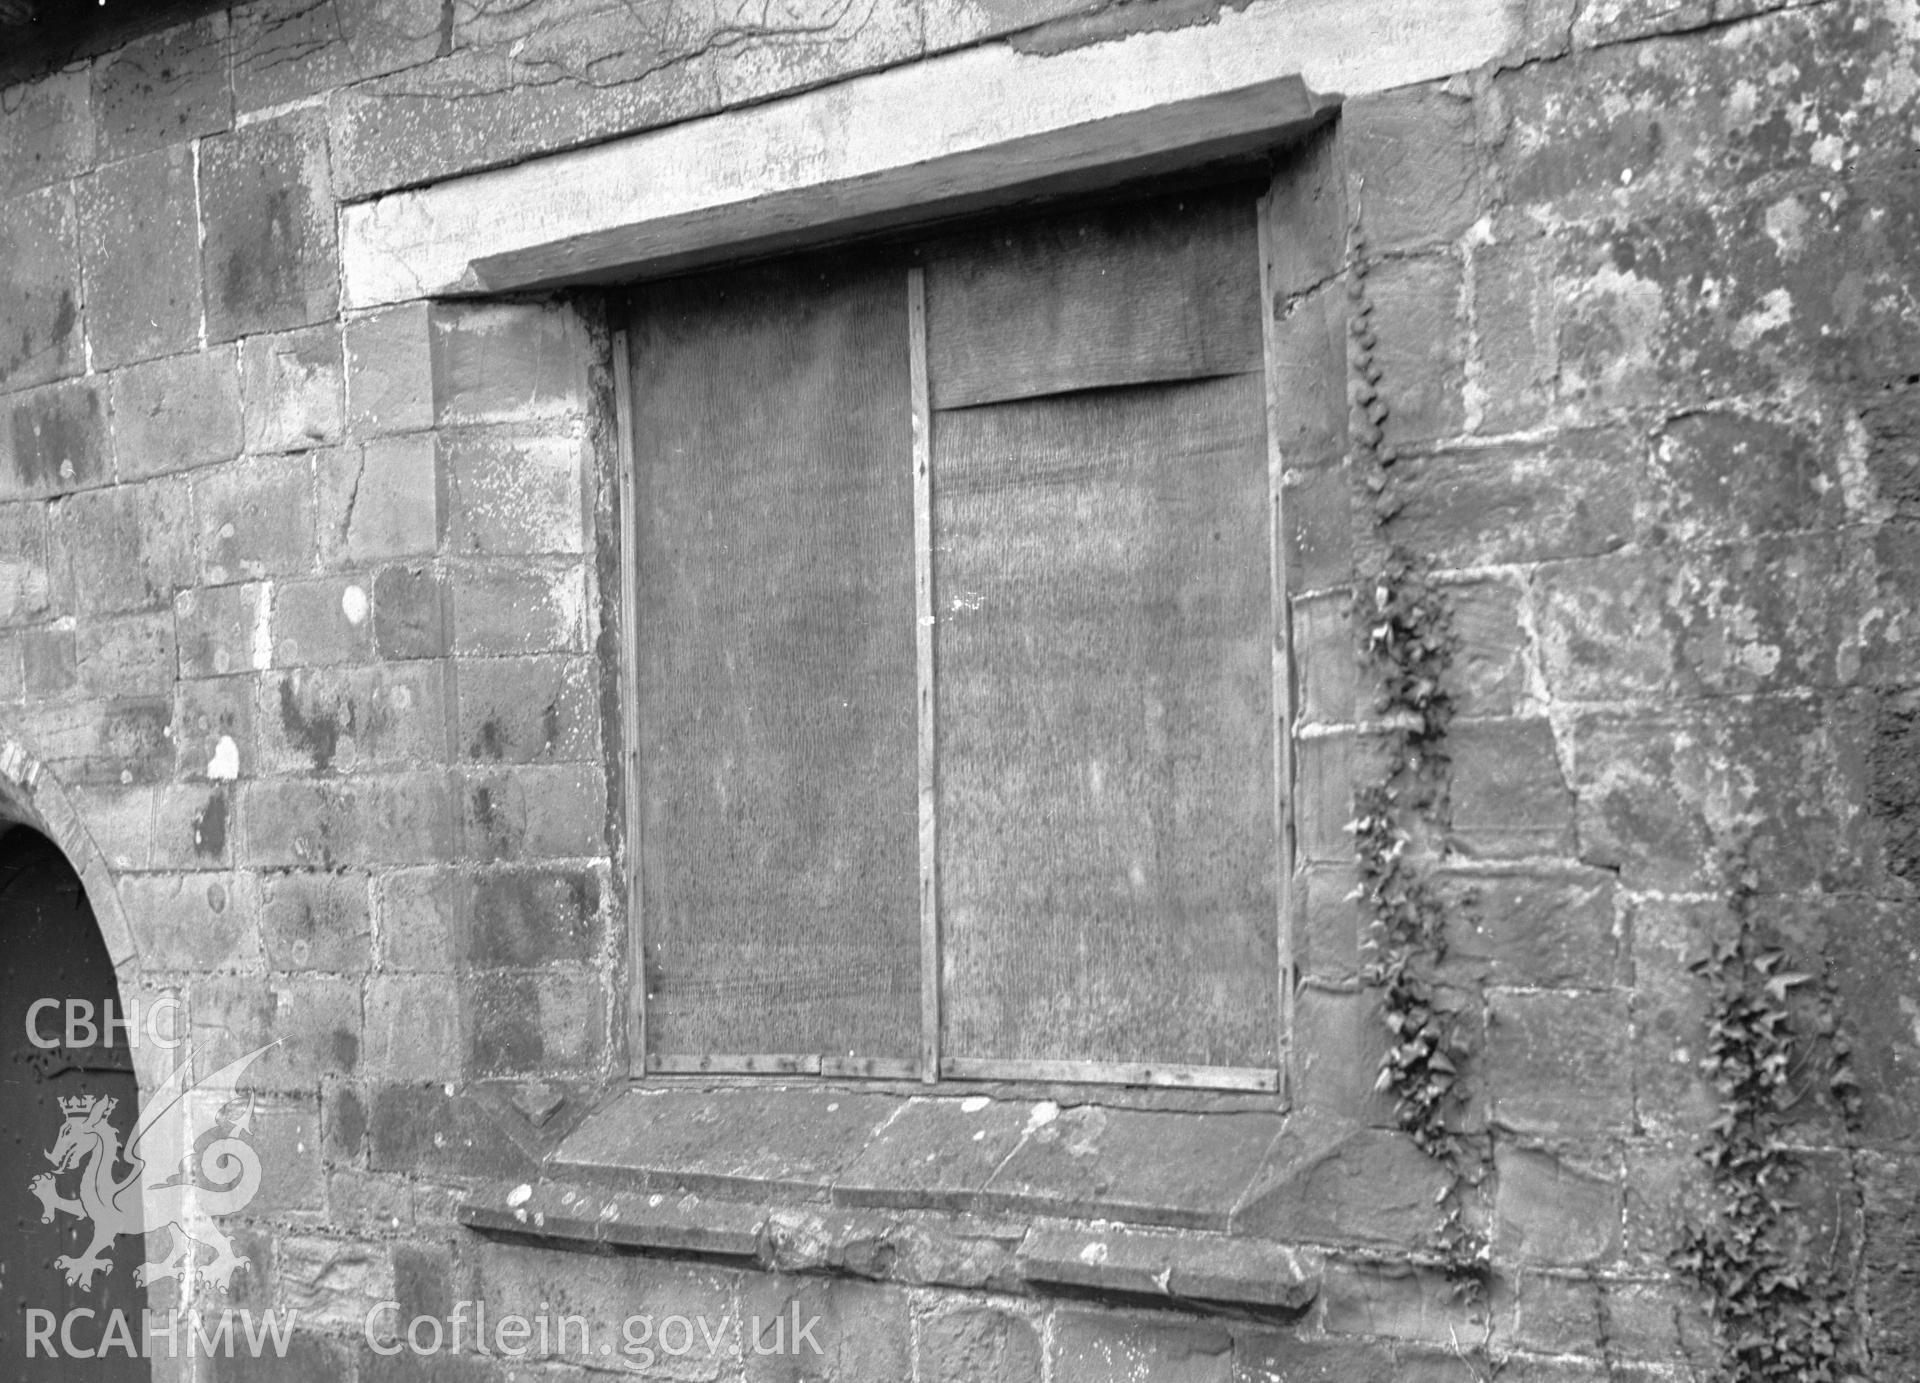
[279,676,344,773]
[221,183,306,320]
[191,790,228,858]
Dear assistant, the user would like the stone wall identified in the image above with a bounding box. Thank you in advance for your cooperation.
[1,0,1917,1379]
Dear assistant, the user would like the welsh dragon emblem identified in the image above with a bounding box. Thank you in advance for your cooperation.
[28,1042,277,1294]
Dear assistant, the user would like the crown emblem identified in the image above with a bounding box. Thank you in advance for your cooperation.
[59,1095,94,1114]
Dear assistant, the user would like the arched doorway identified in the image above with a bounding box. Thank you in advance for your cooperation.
[0,826,149,1379]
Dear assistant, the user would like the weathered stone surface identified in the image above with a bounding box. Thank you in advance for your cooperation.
[1497,175,1920,416]
[110,347,244,481]
[0,65,93,198]
[1505,2,1918,215]
[452,563,586,655]
[14,696,172,784]
[1053,1310,1233,1383]
[364,973,462,1081]
[1860,1149,1920,1371]
[1368,252,1466,446]
[0,501,51,626]
[194,455,317,584]
[241,325,345,455]
[460,865,601,966]
[272,573,378,667]
[459,762,606,861]
[172,673,255,779]
[1470,237,1560,435]
[1284,461,1355,593]
[233,0,445,111]
[1319,1259,1484,1346]
[1234,1332,1396,1383]
[455,653,597,764]
[0,183,80,390]
[1294,590,1356,726]
[1290,985,1394,1125]
[3,377,111,498]
[925,1305,1044,1383]
[1571,699,1875,893]
[148,777,233,866]
[558,1087,899,1197]
[50,477,192,615]
[1445,578,1533,717]
[1647,409,1847,544]
[1294,730,1355,866]
[834,1097,1032,1212]
[200,110,338,342]
[120,872,262,970]
[258,868,372,971]
[246,1098,326,1212]
[1233,1121,1450,1246]
[740,1276,912,1383]
[1537,534,1910,703]
[0,631,22,702]
[981,1103,1282,1231]
[274,1235,393,1330]
[1440,866,1622,990]
[1388,431,1641,566]
[1492,1145,1623,1266]
[464,967,605,1071]
[371,563,451,659]
[342,434,444,561]
[190,973,362,1087]
[443,430,586,556]
[1448,719,1575,859]
[344,302,434,438]
[90,13,230,160]
[67,783,154,870]
[255,662,450,774]
[328,0,921,199]
[78,145,202,370]
[1628,894,1743,1143]
[242,771,457,867]
[21,625,74,697]
[1826,896,1920,1146]
[75,609,175,697]
[1269,286,1349,470]
[176,581,270,678]
[923,0,1104,50]
[1297,863,1362,983]
[429,301,593,426]
[1344,84,1481,252]
[371,867,457,971]
[1486,990,1632,1137]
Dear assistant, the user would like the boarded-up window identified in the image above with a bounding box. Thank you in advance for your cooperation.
[625,182,1283,1089]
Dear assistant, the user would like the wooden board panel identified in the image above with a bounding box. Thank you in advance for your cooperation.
[629,257,920,1060]
[922,183,1263,411]
[933,374,1279,1068]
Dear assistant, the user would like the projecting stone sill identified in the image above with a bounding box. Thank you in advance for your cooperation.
[454,1085,1450,1313]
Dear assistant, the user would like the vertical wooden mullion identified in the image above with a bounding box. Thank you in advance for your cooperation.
[909,266,940,1084]
[1255,183,1297,1103]
[612,327,649,1076]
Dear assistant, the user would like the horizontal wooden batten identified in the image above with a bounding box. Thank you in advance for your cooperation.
[940,1057,1280,1093]
[648,1054,824,1076]
[821,1056,922,1081]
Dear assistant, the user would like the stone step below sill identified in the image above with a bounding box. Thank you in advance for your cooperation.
[459,1180,1320,1316]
